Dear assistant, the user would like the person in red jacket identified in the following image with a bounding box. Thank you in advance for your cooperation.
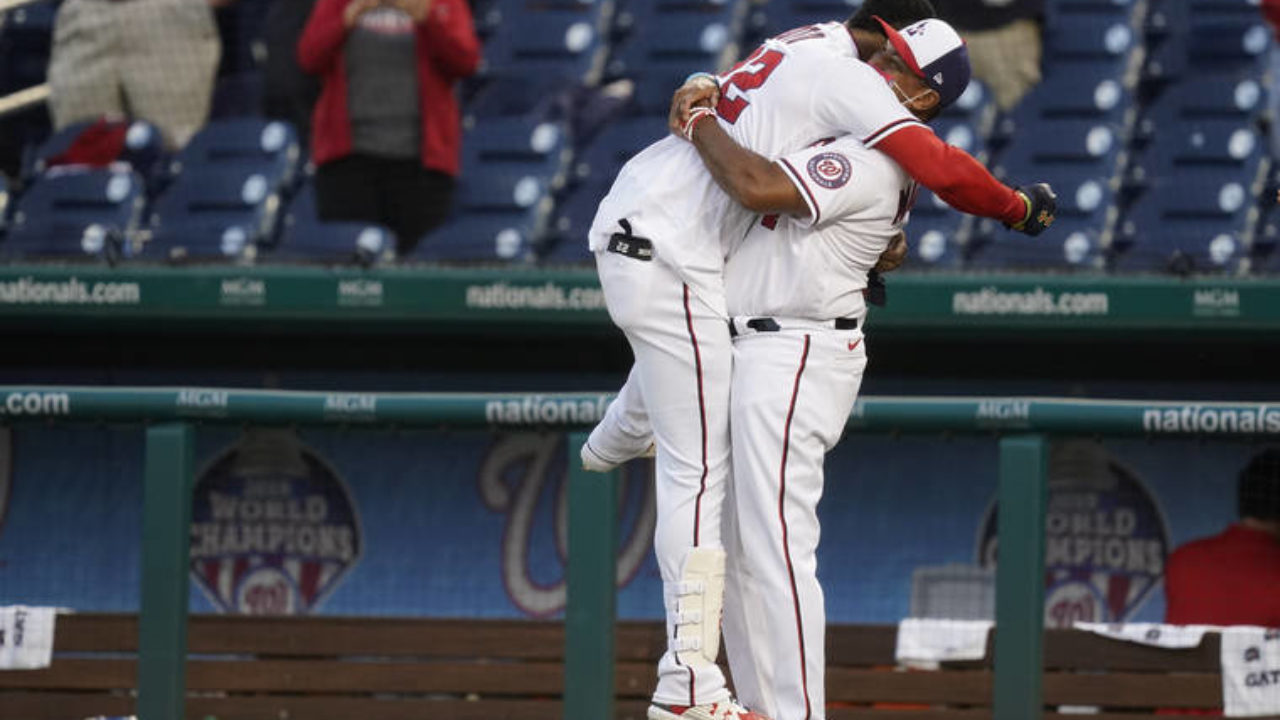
[1165,448,1280,627]
[298,0,480,256]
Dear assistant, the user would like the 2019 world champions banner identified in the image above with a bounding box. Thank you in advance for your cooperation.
[0,424,1263,624]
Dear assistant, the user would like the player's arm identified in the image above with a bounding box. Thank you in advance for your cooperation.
[686,113,809,217]
[872,126,1030,226]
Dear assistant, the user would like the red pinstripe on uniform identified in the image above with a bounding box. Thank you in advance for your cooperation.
[779,334,813,719]
[680,283,710,706]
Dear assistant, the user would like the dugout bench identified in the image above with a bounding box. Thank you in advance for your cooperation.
[0,614,1236,720]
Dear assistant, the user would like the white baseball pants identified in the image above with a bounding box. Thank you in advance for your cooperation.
[594,245,734,707]
[722,322,868,720]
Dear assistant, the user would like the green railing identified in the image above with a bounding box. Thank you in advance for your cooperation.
[2,386,1277,720]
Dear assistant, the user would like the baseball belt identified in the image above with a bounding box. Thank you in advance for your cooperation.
[729,316,859,336]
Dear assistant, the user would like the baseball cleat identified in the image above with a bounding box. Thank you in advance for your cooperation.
[647,700,772,720]
[579,439,655,473]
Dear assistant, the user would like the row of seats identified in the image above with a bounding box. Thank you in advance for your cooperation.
[2,0,1279,272]
[0,118,396,264]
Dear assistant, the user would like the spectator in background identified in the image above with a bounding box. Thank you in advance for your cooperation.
[298,0,480,257]
[263,0,322,145]
[46,0,222,150]
[933,0,1044,112]
[1164,448,1280,626]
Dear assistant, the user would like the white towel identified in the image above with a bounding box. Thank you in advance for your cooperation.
[1073,622,1214,649]
[1220,626,1280,717]
[0,606,56,669]
[895,618,993,669]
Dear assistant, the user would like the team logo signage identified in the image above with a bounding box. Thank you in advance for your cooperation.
[807,152,852,189]
[977,440,1170,627]
[190,429,362,614]
[478,433,655,617]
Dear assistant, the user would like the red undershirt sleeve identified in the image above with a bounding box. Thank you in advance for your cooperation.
[874,125,1027,226]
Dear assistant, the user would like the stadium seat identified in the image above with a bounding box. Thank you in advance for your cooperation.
[414,162,553,262]
[274,182,392,265]
[906,188,968,270]
[469,5,609,115]
[463,115,569,176]
[742,0,858,44]
[606,0,745,114]
[2,169,144,261]
[26,118,166,182]
[541,116,667,262]
[171,118,301,191]
[142,162,282,262]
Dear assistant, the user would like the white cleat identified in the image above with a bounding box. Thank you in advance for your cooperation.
[647,699,772,720]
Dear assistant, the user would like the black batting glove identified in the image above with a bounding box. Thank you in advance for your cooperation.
[1008,183,1057,236]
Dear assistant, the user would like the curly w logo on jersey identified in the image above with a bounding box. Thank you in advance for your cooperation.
[807,152,852,189]
[190,429,362,615]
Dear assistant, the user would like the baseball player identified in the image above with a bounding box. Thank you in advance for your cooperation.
[679,20,985,719]
[585,7,1056,719]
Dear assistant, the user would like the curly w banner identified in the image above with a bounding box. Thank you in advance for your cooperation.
[0,426,1265,623]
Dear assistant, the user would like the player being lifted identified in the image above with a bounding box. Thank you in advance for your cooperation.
[582,4,1057,718]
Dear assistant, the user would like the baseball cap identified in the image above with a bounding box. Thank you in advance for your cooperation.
[873,16,971,108]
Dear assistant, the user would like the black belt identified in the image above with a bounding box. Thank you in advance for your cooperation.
[607,219,653,261]
[729,316,858,336]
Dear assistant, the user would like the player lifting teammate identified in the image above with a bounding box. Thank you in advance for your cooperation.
[582,2,1056,718]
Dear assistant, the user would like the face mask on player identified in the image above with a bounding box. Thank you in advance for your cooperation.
[890,79,933,109]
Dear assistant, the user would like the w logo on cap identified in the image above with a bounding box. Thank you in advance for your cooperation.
[875,16,972,108]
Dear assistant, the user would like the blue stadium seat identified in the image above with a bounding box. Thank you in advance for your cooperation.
[274,183,392,265]
[906,188,968,270]
[606,0,744,114]
[1045,15,1136,63]
[742,2,855,46]
[171,118,301,191]
[414,162,553,261]
[541,116,667,262]
[27,119,166,182]
[1016,62,1132,119]
[469,6,609,115]
[1114,180,1254,273]
[967,167,1113,271]
[464,115,569,176]
[1144,18,1270,83]
[142,162,282,262]
[2,169,144,261]
[1133,72,1267,148]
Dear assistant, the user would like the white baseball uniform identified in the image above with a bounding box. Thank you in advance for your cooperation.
[587,22,924,710]
[720,136,914,720]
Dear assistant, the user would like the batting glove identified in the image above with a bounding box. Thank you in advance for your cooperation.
[1008,183,1057,236]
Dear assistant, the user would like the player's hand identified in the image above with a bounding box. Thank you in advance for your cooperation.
[1009,182,1057,236]
[874,230,909,273]
[344,0,380,27]
[387,0,433,22]
[668,76,720,138]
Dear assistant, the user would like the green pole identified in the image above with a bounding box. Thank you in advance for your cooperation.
[138,423,194,720]
[993,433,1048,720]
[564,431,618,720]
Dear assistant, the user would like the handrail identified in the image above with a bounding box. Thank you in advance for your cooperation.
[0,83,49,118]
[1,386,1277,436]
